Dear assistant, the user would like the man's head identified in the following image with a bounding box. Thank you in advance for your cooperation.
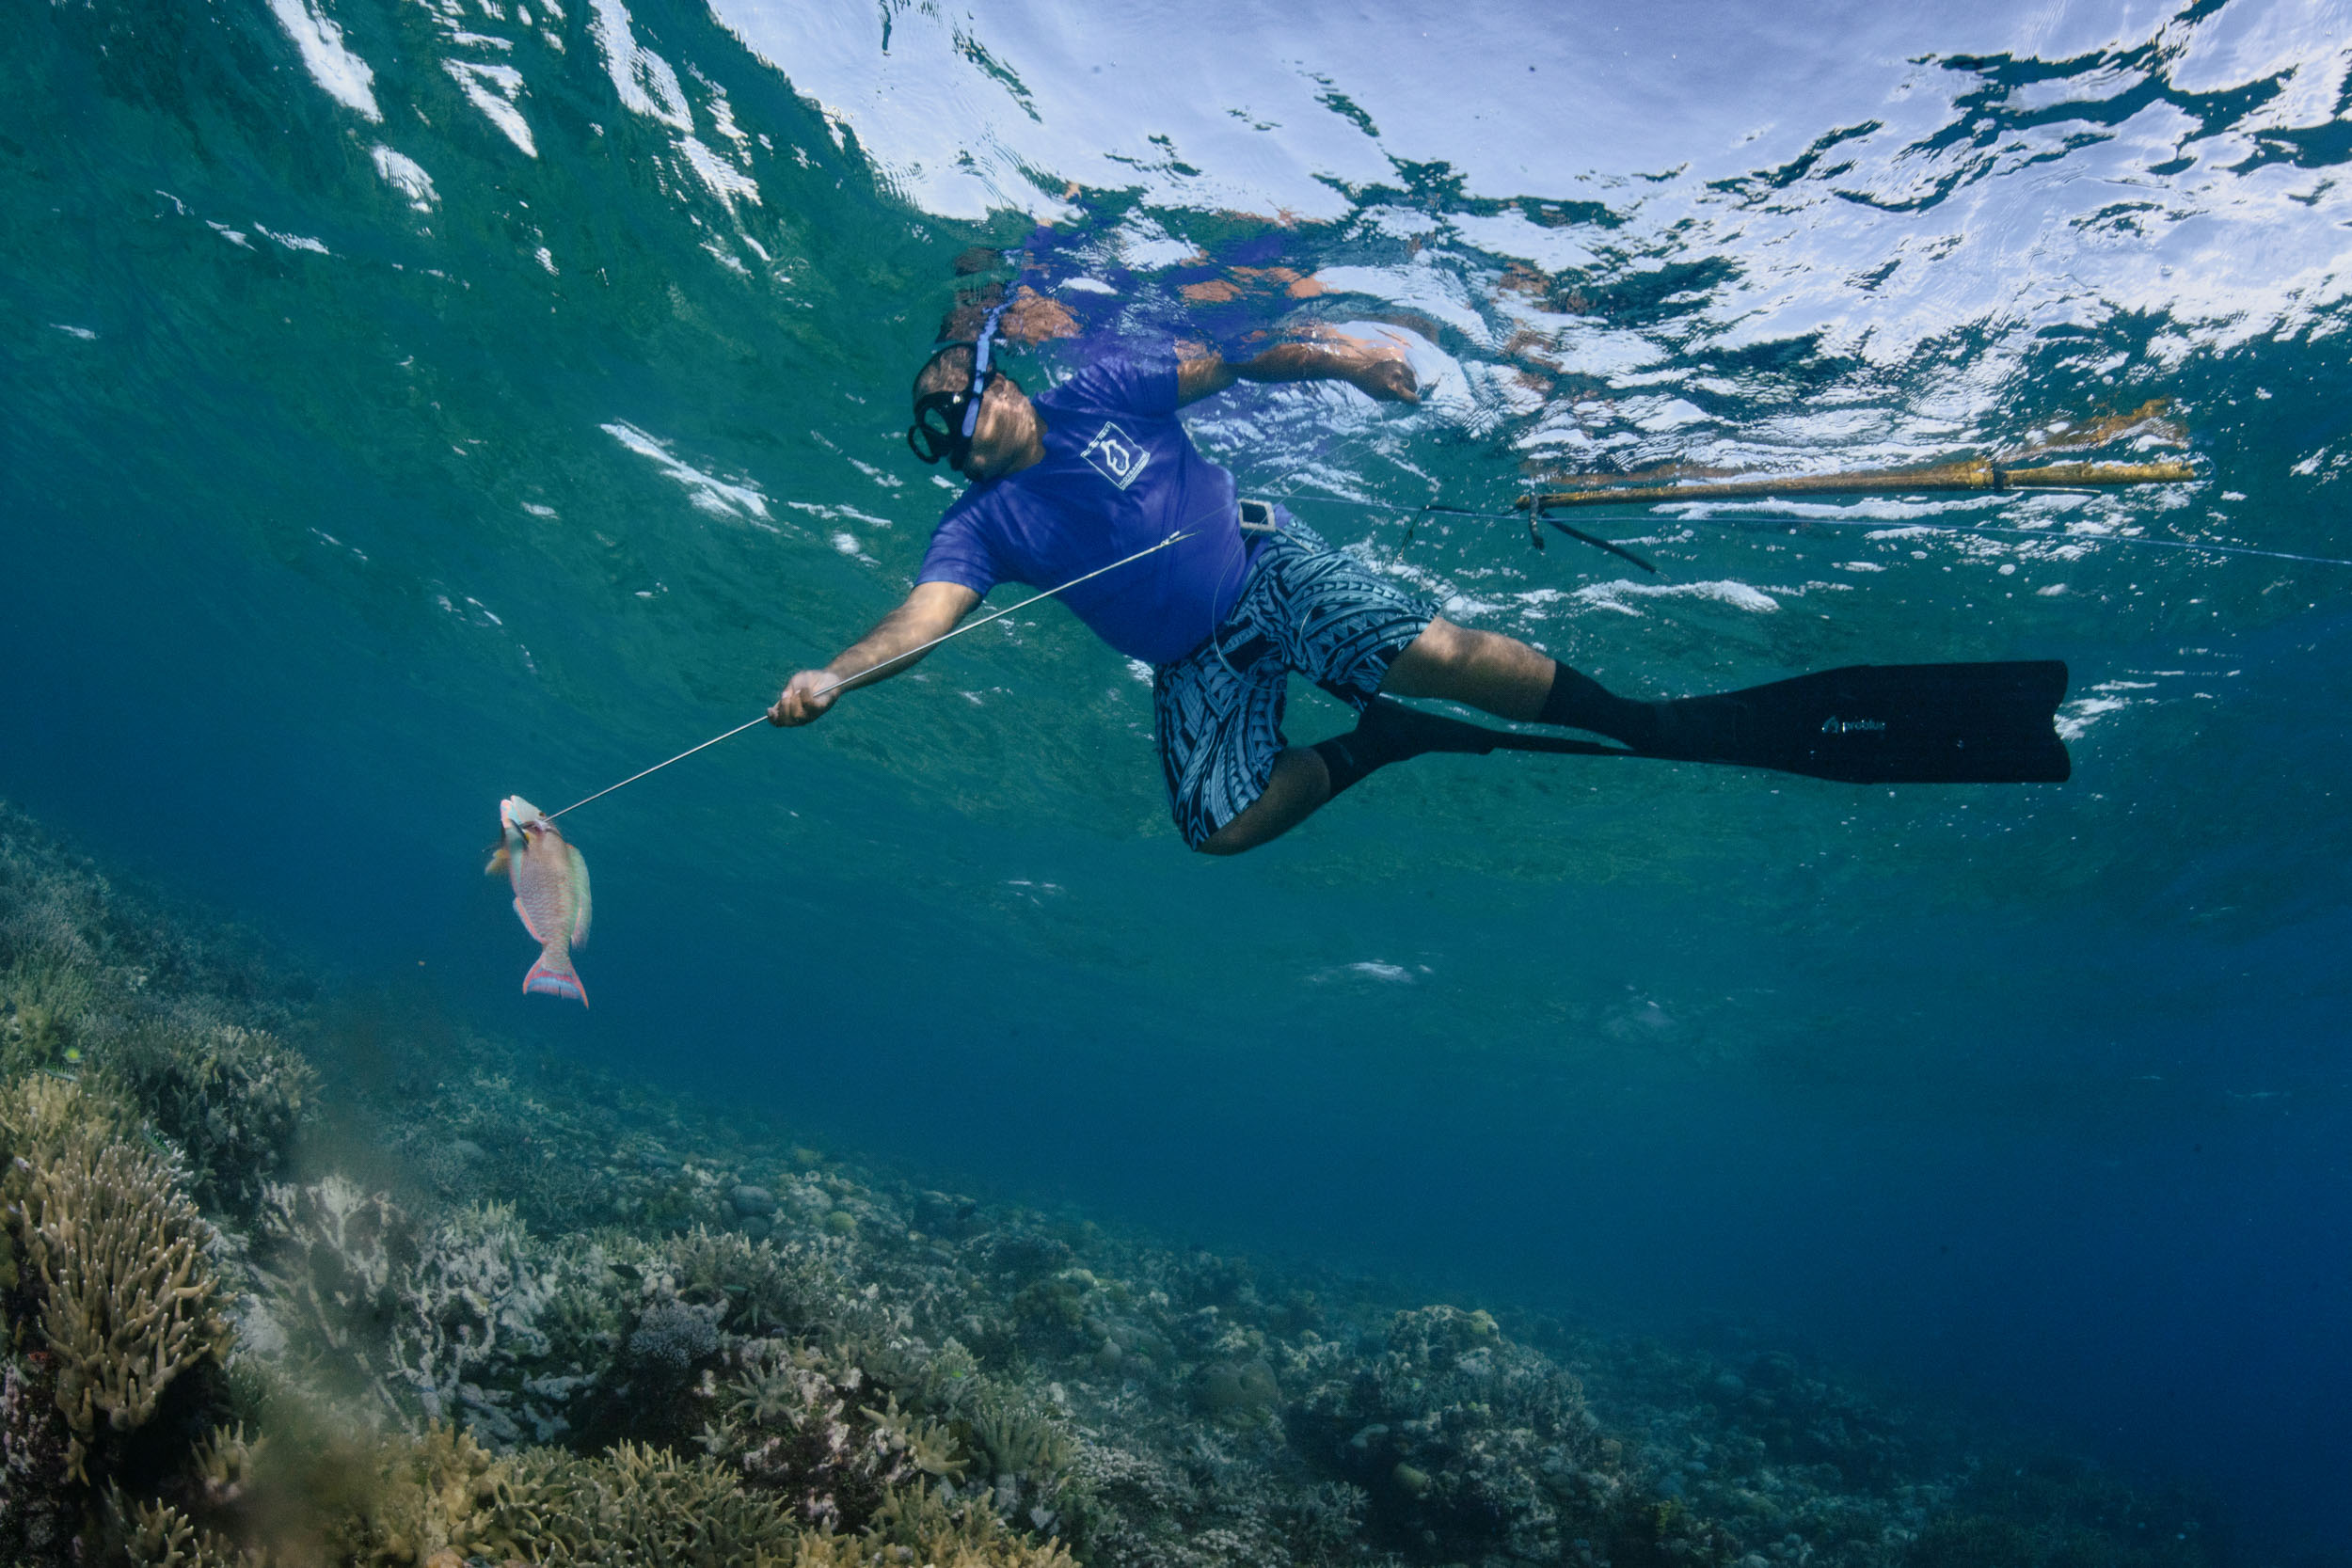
[907,325,1039,482]
[910,341,972,401]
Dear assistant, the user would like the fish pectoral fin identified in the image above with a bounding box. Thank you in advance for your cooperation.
[485,846,512,878]
[567,845,592,947]
[513,896,548,944]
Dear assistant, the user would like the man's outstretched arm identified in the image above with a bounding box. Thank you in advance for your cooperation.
[1177,332,1420,405]
[769,579,982,725]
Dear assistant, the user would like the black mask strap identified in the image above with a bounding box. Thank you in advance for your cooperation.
[907,301,1014,469]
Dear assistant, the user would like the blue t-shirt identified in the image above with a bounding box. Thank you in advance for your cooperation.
[916,348,1245,667]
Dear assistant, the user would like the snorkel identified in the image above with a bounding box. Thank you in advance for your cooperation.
[906,301,1011,473]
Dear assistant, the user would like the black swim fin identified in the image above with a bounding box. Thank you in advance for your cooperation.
[1350,660,2070,786]
[1636,660,2072,784]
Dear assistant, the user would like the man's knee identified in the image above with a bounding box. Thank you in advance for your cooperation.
[1193,804,1272,856]
[1188,748,1327,855]
[1388,616,1484,689]
[1406,615,1470,666]
[1185,794,1259,855]
[1406,614,1528,670]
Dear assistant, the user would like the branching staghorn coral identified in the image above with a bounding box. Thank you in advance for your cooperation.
[790,1482,1079,1568]
[667,1222,841,1335]
[686,1290,1064,1532]
[966,1386,1076,1518]
[12,1101,230,1481]
[386,1200,560,1435]
[106,1019,315,1216]
[0,1071,115,1159]
[254,1174,415,1423]
[190,1421,265,1513]
[115,1492,250,1568]
[496,1438,802,1566]
[387,1200,624,1445]
[3,1075,92,1294]
[261,1180,606,1444]
[701,1337,942,1530]
[307,1421,526,1568]
[1,1004,74,1077]
[862,1392,966,1483]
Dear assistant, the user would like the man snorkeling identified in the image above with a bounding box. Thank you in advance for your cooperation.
[769,306,2068,854]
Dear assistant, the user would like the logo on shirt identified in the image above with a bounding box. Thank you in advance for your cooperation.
[1080,421,1151,490]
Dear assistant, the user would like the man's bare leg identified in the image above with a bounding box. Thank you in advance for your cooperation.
[1191,618,1654,856]
[1386,616,1657,743]
[1380,617,1555,720]
[1196,748,1330,856]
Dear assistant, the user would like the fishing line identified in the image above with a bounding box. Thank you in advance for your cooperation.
[546,530,1195,822]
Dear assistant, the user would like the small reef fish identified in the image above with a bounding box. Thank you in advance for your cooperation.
[486,795,591,1006]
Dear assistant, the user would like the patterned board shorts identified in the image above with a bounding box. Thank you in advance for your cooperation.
[1152,512,1438,847]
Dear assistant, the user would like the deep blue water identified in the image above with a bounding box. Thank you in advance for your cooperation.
[5,0,2350,1556]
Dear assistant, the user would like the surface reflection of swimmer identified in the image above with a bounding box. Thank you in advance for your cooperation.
[769,310,2070,855]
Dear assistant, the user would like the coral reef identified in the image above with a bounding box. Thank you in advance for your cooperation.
[499,1437,801,1565]
[667,1221,840,1336]
[383,1199,598,1444]
[1288,1304,1608,1562]
[7,1081,231,1482]
[105,1018,315,1217]
[698,1335,962,1530]
[116,1491,248,1568]
[630,1297,722,1377]
[320,1421,531,1566]
[0,799,2238,1568]
[252,1174,417,1418]
[1,1352,79,1565]
[1,802,299,1081]
[793,1483,1080,1568]
[257,1179,610,1444]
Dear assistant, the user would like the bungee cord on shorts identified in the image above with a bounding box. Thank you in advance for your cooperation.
[547,529,1196,822]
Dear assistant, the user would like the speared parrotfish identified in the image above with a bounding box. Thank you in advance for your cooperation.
[486,795,591,1006]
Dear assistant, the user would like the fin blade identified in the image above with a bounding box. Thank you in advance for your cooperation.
[512,896,547,944]
[523,957,587,1006]
[1654,661,2072,784]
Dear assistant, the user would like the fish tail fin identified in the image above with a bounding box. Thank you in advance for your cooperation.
[523,956,587,1007]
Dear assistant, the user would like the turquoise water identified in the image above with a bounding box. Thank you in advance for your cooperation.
[5,0,2349,1555]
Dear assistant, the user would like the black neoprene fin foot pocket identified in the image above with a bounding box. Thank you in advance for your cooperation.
[1645,661,2072,784]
